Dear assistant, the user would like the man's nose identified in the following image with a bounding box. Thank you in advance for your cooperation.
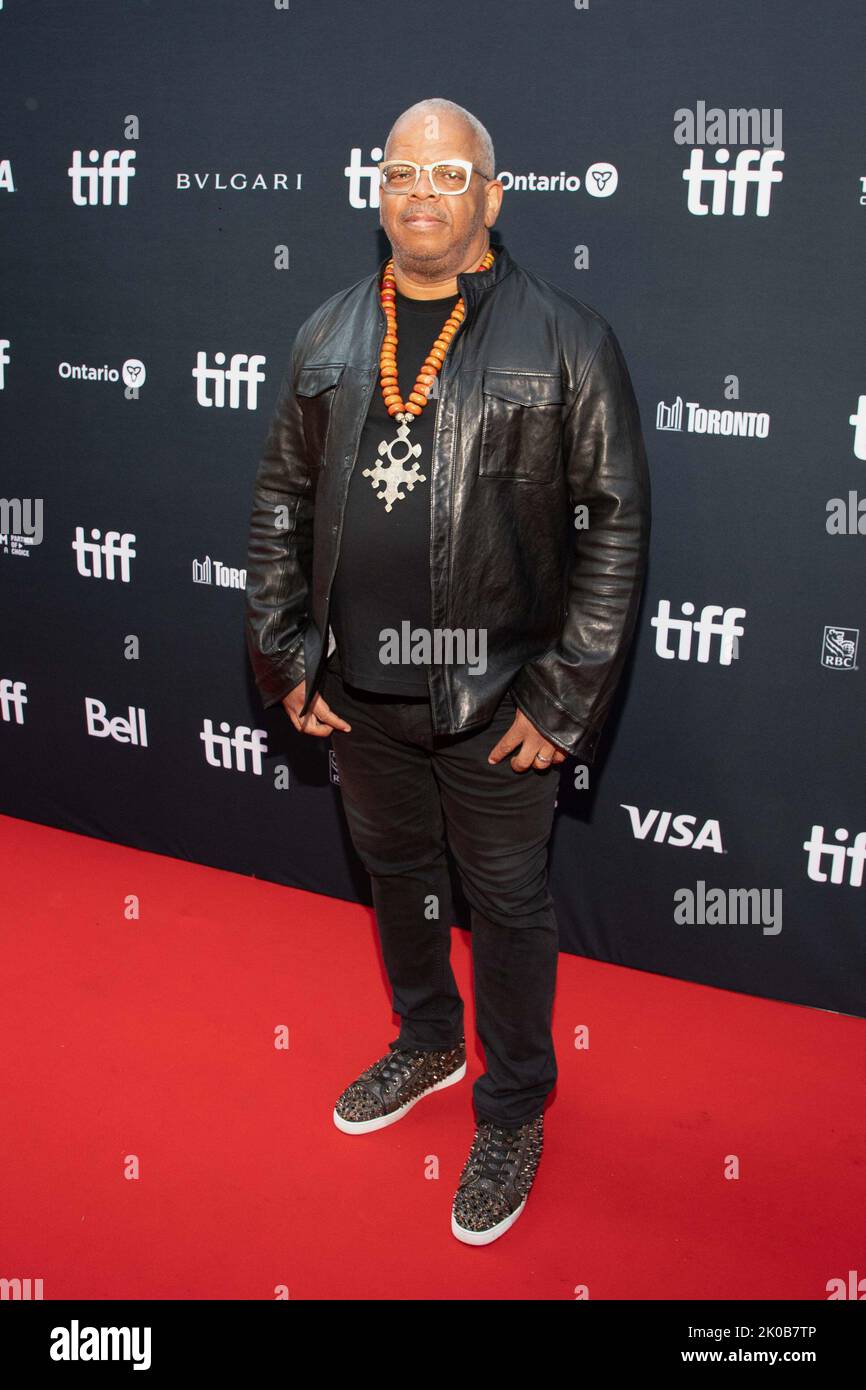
[412,167,440,196]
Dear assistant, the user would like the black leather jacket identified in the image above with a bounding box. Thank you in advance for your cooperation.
[244,239,650,761]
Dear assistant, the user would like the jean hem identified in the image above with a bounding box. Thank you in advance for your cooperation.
[391,1037,464,1053]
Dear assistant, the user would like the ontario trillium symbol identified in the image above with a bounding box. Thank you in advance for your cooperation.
[363,422,427,512]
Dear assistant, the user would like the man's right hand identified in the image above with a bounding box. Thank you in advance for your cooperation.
[281,680,352,737]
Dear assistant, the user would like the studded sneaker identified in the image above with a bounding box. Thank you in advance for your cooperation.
[333,1036,467,1134]
[451,1113,544,1245]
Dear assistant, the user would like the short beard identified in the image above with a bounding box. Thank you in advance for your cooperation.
[390,219,487,282]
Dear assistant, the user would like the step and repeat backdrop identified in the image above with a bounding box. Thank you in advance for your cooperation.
[1,1,863,1017]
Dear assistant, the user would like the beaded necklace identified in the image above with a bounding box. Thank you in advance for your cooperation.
[361,247,495,512]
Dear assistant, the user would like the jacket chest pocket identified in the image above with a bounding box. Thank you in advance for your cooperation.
[478,370,564,483]
[295,362,346,468]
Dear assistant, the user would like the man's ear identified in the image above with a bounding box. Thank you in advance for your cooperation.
[484,179,504,228]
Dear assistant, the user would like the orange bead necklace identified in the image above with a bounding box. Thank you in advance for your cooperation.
[378,247,495,425]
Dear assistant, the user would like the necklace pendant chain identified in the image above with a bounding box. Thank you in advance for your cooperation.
[378,248,496,423]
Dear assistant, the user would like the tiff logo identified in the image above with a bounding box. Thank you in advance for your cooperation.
[682,148,784,216]
[849,395,866,459]
[0,337,9,388]
[72,527,136,581]
[675,103,784,217]
[68,148,136,206]
[651,601,746,665]
[803,826,866,887]
[0,679,28,724]
[200,719,268,775]
[345,145,385,208]
[192,352,266,409]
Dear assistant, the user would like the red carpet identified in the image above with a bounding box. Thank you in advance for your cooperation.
[1,812,863,1301]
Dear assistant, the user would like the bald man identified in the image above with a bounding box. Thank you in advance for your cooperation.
[245,97,650,1245]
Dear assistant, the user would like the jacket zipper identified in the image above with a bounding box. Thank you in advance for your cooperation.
[429,291,471,716]
[319,284,470,715]
[319,301,388,666]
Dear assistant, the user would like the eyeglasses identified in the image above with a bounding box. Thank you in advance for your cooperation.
[378,158,493,196]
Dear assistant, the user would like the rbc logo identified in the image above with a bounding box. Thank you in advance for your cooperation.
[821,627,858,670]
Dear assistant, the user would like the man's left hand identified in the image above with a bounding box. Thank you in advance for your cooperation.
[487,708,567,773]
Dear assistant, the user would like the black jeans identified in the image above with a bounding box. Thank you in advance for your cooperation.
[322,656,561,1129]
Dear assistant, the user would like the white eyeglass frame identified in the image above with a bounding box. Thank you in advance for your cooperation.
[378,157,494,196]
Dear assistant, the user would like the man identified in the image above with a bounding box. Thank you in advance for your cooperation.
[244,98,650,1246]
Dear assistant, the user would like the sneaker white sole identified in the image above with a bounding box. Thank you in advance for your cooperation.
[451,1193,528,1246]
[332,1059,467,1135]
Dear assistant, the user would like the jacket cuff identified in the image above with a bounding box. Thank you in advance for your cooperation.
[510,665,600,763]
[248,634,306,710]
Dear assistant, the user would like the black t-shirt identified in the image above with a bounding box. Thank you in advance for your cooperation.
[329,286,460,695]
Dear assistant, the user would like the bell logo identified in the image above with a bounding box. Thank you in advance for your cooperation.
[85,699,148,746]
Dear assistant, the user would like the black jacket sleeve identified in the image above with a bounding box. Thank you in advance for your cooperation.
[510,325,652,761]
[243,328,315,709]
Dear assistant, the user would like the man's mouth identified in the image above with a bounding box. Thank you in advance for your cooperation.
[403,214,444,227]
